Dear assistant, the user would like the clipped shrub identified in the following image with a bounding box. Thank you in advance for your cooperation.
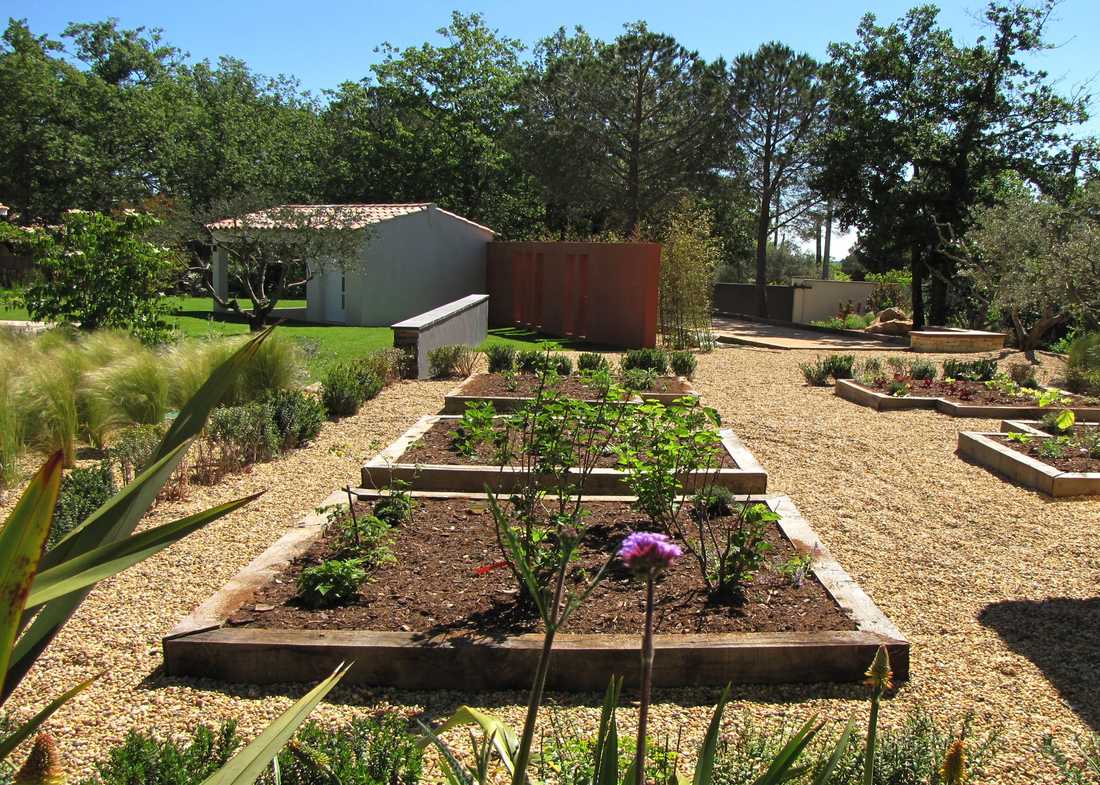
[551,353,573,376]
[364,347,410,384]
[207,401,280,471]
[621,348,669,375]
[485,344,518,373]
[265,388,325,450]
[297,558,366,608]
[577,352,609,373]
[264,715,423,785]
[1009,361,1040,388]
[943,357,998,382]
[821,354,855,380]
[909,358,937,381]
[51,461,116,547]
[669,350,697,378]
[80,722,240,785]
[517,348,546,374]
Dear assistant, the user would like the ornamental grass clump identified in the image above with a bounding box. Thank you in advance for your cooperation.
[618,531,682,785]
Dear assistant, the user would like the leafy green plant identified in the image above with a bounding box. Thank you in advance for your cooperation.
[886,380,910,397]
[262,714,423,785]
[551,353,573,376]
[776,551,814,589]
[79,722,241,785]
[297,558,366,608]
[908,359,937,381]
[331,509,395,568]
[1041,409,1076,435]
[265,389,325,450]
[485,345,518,373]
[1037,437,1069,460]
[362,347,409,385]
[207,401,280,472]
[50,462,116,549]
[428,345,464,378]
[1005,431,1033,445]
[621,367,658,392]
[374,483,415,527]
[942,358,998,382]
[669,350,698,378]
[577,352,609,373]
[689,495,776,595]
[516,348,546,374]
[885,356,909,376]
[621,348,669,375]
[822,354,855,380]
[855,357,885,385]
[1065,332,1100,397]
[109,424,164,485]
[321,362,381,418]
[452,401,499,458]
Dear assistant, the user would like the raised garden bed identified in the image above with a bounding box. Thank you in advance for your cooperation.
[442,372,698,414]
[360,415,767,494]
[958,428,1100,497]
[836,378,1100,419]
[909,328,1006,353]
[163,490,909,689]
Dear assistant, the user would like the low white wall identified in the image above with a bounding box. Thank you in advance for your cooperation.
[790,278,880,323]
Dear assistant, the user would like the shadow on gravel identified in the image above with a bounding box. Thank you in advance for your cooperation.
[979,597,1100,733]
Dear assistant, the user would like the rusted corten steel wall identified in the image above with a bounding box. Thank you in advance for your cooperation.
[486,242,660,348]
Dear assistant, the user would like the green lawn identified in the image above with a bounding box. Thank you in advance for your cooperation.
[1,290,601,379]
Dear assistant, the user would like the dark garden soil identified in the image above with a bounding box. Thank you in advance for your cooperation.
[995,428,1100,473]
[459,373,694,399]
[398,420,734,468]
[238,498,854,636]
[869,378,1093,407]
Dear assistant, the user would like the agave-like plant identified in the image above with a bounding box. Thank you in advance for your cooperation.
[0,327,348,784]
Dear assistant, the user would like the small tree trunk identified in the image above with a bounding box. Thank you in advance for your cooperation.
[754,192,771,318]
[822,202,833,280]
[910,242,925,330]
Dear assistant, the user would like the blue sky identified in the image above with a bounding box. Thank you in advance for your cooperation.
[12,0,1099,256]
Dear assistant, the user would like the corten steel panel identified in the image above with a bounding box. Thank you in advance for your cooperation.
[487,242,659,348]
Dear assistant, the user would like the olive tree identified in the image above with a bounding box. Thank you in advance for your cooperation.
[195,202,369,330]
[955,181,1100,350]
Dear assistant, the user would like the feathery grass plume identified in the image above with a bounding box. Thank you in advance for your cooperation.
[232,331,306,404]
[83,351,170,441]
[167,339,236,410]
[0,338,26,490]
[18,338,82,466]
[941,738,966,784]
[77,329,143,369]
[13,733,65,785]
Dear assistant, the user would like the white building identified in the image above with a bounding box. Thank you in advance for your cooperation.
[209,203,494,326]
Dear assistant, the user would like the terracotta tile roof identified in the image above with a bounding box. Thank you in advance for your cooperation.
[206,203,493,234]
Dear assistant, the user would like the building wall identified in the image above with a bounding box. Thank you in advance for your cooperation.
[306,207,491,326]
[487,242,660,348]
[790,278,879,323]
[713,283,795,321]
[392,294,489,379]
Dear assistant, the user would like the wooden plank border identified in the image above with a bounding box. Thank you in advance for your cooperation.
[163,491,908,689]
[359,416,767,494]
[441,373,698,415]
[957,431,1100,497]
[836,379,1100,420]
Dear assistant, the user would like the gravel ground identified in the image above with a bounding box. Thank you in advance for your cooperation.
[5,347,1099,783]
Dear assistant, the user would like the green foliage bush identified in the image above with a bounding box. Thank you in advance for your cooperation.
[322,362,382,417]
[552,353,573,376]
[363,347,410,384]
[297,558,366,608]
[373,485,415,527]
[1066,332,1100,396]
[577,352,609,373]
[822,354,855,380]
[908,358,937,381]
[621,367,657,392]
[51,461,116,547]
[78,722,240,785]
[485,344,518,373]
[942,358,998,382]
[428,344,465,378]
[207,401,280,470]
[265,389,325,449]
[669,350,697,378]
[516,348,545,374]
[621,348,669,374]
[1009,361,1039,389]
[798,359,832,386]
[800,354,855,386]
[109,424,164,484]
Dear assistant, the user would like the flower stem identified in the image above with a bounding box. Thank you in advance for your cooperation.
[635,573,656,785]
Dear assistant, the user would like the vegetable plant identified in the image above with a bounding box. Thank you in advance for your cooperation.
[943,358,998,382]
[451,401,499,458]
[297,558,367,608]
[621,367,657,392]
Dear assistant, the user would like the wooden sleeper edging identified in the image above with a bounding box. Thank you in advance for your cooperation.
[836,379,1100,420]
[957,431,1099,497]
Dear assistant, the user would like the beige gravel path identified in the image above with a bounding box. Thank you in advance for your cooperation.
[5,348,1099,783]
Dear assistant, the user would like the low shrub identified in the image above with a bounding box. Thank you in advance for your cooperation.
[1066,332,1100,396]
[363,347,410,384]
[265,388,325,450]
[264,715,423,785]
[51,461,116,547]
[821,354,855,380]
[577,352,609,373]
[109,424,164,484]
[485,344,518,373]
[943,357,998,382]
[374,483,415,526]
[798,359,832,386]
[552,353,573,376]
[297,558,367,608]
[516,348,545,374]
[621,367,657,392]
[856,357,885,385]
[322,363,382,417]
[669,350,698,378]
[1009,361,1040,389]
[79,722,240,785]
[331,509,395,567]
[886,379,911,397]
[909,358,937,381]
[428,344,478,378]
[207,401,280,471]
[621,348,669,375]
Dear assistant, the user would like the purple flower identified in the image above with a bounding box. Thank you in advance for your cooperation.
[618,532,682,576]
